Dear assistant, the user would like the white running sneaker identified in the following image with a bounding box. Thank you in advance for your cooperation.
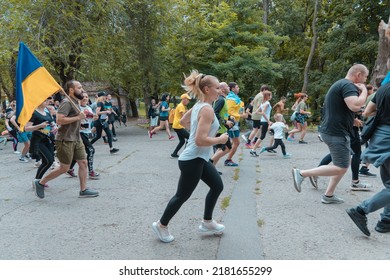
[198,220,225,234]
[350,181,373,191]
[152,221,174,243]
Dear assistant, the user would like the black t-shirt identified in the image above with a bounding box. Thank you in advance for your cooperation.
[245,103,253,121]
[320,79,359,137]
[29,110,54,136]
[97,101,108,121]
[372,83,390,125]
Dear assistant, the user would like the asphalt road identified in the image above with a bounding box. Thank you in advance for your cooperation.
[0,121,389,260]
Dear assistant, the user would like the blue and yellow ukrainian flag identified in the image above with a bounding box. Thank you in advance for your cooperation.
[15,42,62,131]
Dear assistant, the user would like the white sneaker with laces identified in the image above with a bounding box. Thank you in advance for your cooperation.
[152,221,174,243]
[198,220,225,233]
[19,157,29,163]
[350,181,373,191]
[292,168,304,192]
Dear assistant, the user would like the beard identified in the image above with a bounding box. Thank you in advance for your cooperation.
[74,91,84,100]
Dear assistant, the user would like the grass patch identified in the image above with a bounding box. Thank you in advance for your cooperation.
[254,187,261,195]
[257,219,265,227]
[232,168,240,181]
[221,195,231,210]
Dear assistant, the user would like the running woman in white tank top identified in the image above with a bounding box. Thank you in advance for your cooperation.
[152,70,229,243]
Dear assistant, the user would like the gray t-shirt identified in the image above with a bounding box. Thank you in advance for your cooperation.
[320,79,359,137]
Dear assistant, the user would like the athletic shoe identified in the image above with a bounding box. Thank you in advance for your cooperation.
[152,221,174,243]
[89,171,100,180]
[34,161,41,168]
[283,153,291,159]
[321,194,344,204]
[13,151,21,154]
[259,147,267,154]
[0,137,6,146]
[287,137,294,142]
[350,181,373,191]
[298,140,308,144]
[19,157,29,163]
[292,168,304,192]
[245,143,253,149]
[375,220,390,233]
[309,176,318,189]
[241,134,248,142]
[66,169,77,177]
[79,188,99,198]
[110,148,119,154]
[169,136,175,140]
[224,159,238,166]
[148,130,152,138]
[346,207,370,236]
[33,179,45,199]
[249,150,259,157]
[318,134,324,142]
[170,153,179,158]
[198,220,225,234]
[359,167,376,177]
[112,137,118,142]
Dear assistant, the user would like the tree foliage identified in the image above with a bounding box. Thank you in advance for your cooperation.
[0,0,389,119]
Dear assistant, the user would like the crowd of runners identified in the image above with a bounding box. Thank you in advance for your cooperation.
[1,63,390,242]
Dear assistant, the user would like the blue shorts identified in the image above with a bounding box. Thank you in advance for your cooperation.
[17,131,32,143]
[228,129,240,138]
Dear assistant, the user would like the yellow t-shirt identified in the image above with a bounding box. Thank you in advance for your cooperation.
[172,102,187,129]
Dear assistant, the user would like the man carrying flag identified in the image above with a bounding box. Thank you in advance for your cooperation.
[15,42,98,199]
[33,80,99,199]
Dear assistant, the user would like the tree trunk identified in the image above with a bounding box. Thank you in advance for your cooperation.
[302,0,319,94]
[370,19,390,87]
[262,0,269,25]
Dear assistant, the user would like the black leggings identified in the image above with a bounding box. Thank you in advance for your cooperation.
[265,139,286,155]
[70,133,95,172]
[160,158,224,226]
[172,128,190,155]
[35,139,55,180]
[90,120,113,148]
[259,122,269,140]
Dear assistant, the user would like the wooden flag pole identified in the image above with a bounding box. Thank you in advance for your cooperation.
[59,89,82,113]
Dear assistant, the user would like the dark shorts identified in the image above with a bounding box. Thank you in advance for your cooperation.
[159,116,168,122]
[214,133,232,151]
[252,120,261,129]
[55,140,87,165]
[321,133,351,168]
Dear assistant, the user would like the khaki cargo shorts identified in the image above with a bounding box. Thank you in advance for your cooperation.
[55,140,87,165]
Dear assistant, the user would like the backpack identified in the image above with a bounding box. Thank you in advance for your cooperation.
[168,108,176,124]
